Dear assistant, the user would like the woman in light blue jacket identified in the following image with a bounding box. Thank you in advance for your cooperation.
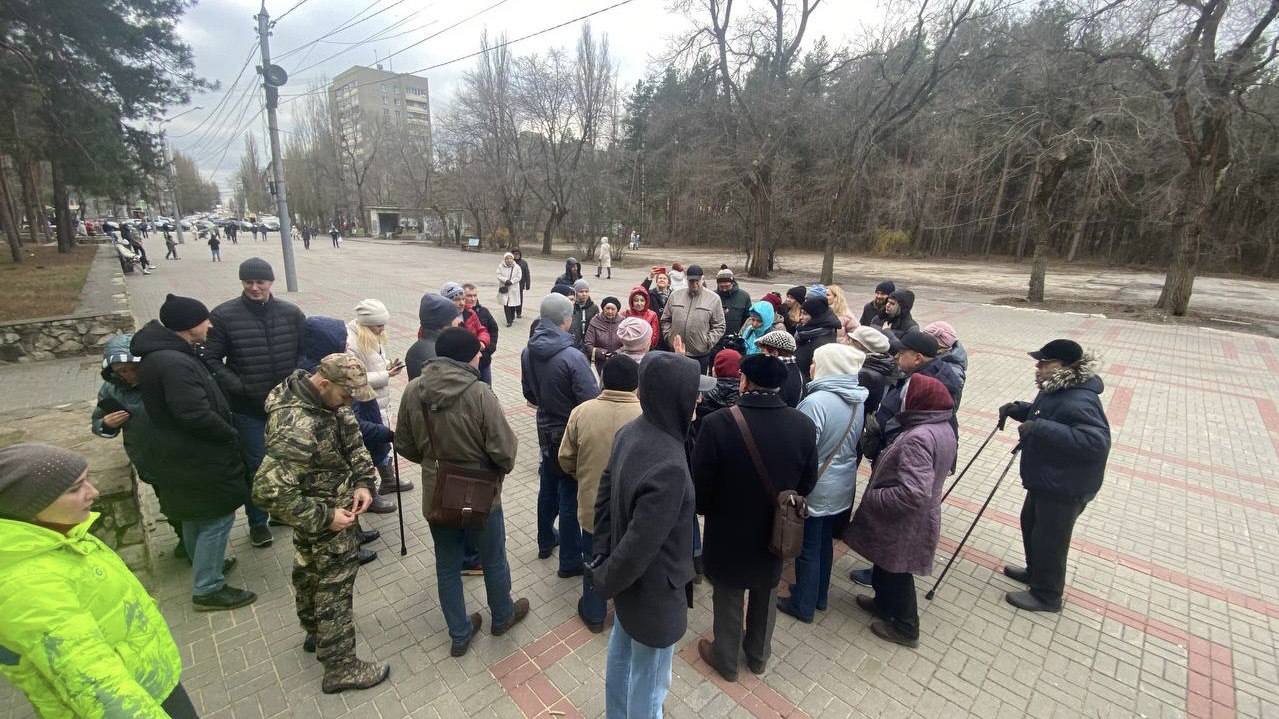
[779,343,868,622]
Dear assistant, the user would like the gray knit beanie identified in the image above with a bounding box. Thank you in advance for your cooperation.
[0,444,89,521]
[540,293,574,325]
[238,257,275,282]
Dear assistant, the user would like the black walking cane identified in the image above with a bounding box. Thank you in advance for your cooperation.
[925,443,1021,601]
[940,418,1004,503]
[392,455,408,556]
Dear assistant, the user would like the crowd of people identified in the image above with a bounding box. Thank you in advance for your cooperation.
[0,248,1112,719]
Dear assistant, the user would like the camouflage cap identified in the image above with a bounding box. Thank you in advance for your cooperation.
[316,353,378,402]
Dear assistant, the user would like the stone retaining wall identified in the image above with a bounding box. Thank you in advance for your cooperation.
[0,402,150,574]
[0,311,135,363]
[0,245,136,363]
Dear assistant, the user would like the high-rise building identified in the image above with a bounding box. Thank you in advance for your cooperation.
[329,65,431,153]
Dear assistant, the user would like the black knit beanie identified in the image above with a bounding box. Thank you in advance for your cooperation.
[787,286,807,303]
[239,257,275,281]
[801,297,830,317]
[601,296,621,311]
[159,294,210,331]
[435,326,482,363]
[876,280,896,294]
[601,354,639,391]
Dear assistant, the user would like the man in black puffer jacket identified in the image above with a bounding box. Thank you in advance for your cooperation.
[1000,339,1110,613]
[133,295,257,612]
[202,258,306,548]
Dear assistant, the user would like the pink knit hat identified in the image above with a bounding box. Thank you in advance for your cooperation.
[617,316,652,354]
[923,321,958,350]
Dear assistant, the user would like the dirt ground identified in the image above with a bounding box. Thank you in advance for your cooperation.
[0,243,96,322]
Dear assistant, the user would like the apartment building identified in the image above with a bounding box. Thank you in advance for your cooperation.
[329,65,431,152]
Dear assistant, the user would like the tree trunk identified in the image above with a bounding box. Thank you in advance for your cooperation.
[18,153,43,246]
[1066,163,1100,263]
[0,167,20,263]
[1156,164,1216,315]
[50,161,74,253]
[1026,157,1069,302]
[746,180,771,277]
[984,145,1013,256]
[541,204,565,255]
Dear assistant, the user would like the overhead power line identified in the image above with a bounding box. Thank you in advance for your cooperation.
[274,0,413,61]
[279,0,639,104]
[169,43,258,140]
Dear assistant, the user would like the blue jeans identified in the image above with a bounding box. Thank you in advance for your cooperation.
[606,617,673,719]
[182,513,235,596]
[428,508,515,642]
[231,412,270,529]
[479,364,493,386]
[789,514,840,620]
[537,453,582,572]
[579,531,607,624]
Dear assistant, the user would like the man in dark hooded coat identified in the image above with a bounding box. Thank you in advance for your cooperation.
[588,352,699,718]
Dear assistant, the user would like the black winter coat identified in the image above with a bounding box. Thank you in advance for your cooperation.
[203,294,306,416]
[473,302,499,370]
[516,258,532,291]
[693,392,818,590]
[131,321,248,522]
[405,329,443,381]
[1007,356,1111,497]
[590,352,699,648]
[858,352,899,418]
[779,359,805,408]
[859,300,886,327]
[794,312,841,383]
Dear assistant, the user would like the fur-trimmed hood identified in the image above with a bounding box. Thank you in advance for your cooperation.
[1036,352,1104,394]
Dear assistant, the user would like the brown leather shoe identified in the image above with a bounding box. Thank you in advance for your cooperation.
[855,594,885,619]
[697,639,737,682]
[870,620,919,648]
[492,598,530,636]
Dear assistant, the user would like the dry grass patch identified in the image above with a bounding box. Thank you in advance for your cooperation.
[0,243,96,322]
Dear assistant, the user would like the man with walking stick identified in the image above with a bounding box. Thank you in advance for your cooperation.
[999,339,1111,613]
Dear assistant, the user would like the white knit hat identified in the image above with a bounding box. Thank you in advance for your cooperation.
[813,343,866,379]
[851,325,891,354]
[355,298,390,326]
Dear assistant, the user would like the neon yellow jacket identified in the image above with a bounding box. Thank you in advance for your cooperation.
[0,513,180,718]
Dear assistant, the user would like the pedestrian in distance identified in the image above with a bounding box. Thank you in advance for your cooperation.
[252,353,390,693]
[512,248,532,318]
[558,354,643,633]
[164,232,178,260]
[860,280,895,326]
[555,257,584,287]
[780,344,868,623]
[660,265,726,374]
[132,295,256,612]
[330,226,341,248]
[302,226,311,250]
[0,444,199,718]
[202,258,307,549]
[522,293,600,575]
[596,236,612,279]
[588,352,701,716]
[208,234,221,261]
[846,373,958,648]
[1000,339,1111,613]
[693,354,818,680]
[497,252,524,326]
[394,328,530,655]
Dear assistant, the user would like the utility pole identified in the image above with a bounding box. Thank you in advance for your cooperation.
[255,3,299,292]
[161,133,186,245]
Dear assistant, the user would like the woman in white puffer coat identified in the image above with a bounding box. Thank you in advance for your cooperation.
[345,299,402,422]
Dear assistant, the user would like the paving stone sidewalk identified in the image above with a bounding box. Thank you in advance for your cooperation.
[2,237,1276,719]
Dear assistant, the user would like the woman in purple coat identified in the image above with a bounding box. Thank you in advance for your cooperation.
[846,374,958,647]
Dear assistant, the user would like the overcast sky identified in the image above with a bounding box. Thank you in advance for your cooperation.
[168,0,877,196]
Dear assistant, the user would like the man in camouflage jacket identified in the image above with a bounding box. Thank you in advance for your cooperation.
[252,353,391,694]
